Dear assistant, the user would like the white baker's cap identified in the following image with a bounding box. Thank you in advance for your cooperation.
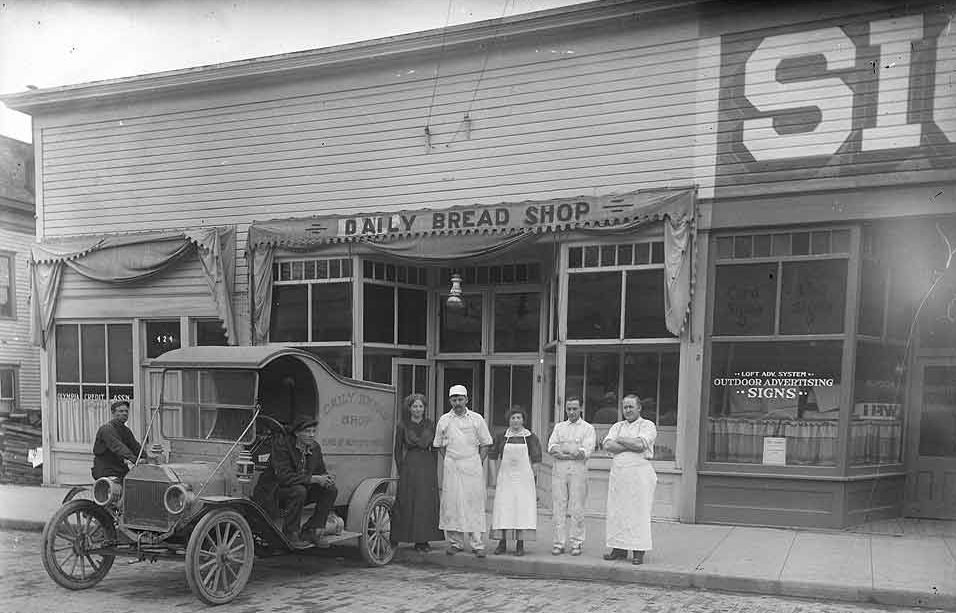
[448,384,468,397]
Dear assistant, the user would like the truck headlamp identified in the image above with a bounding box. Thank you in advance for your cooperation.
[163,484,194,515]
[92,477,123,506]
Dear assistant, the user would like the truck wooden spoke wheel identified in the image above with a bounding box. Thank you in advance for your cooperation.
[185,509,255,605]
[359,493,394,567]
[41,499,116,590]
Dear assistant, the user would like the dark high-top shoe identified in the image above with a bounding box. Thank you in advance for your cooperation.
[603,548,627,561]
[632,550,645,565]
[494,540,507,555]
[515,540,525,556]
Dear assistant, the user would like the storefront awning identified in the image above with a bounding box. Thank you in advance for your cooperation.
[247,188,697,343]
[248,188,695,250]
[30,227,237,348]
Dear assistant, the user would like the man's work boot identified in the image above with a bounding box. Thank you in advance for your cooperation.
[285,531,311,549]
[494,540,507,555]
[306,527,326,546]
[631,550,645,565]
[515,540,525,557]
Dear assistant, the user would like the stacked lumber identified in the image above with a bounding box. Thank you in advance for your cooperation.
[0,418,42,485]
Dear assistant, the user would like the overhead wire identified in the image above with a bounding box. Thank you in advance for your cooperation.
[448,0,515,145]
[424,0,457,145]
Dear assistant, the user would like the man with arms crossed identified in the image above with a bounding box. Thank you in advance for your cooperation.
[603,394,657,565]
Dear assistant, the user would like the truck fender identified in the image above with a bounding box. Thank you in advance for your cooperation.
[62,485,92,504]
[189,496,281,540]
[345,478,396,533]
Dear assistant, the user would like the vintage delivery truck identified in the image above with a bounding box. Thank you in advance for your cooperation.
[41,346,398,605]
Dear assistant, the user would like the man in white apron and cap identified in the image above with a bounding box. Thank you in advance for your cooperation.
[433,384,493,557]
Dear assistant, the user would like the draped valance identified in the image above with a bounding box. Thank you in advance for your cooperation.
[247,188,697,344]
[30,227,237,347]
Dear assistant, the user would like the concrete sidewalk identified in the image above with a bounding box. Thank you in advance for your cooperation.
[3,483,955,611]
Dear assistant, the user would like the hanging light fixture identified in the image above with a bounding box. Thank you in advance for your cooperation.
[446,273,464,310]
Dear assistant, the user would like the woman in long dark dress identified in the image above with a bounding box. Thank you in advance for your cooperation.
[391,393,443,552]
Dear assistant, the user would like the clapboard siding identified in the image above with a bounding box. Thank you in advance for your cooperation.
[54,254,217,320]
[0,228,42,413]
[44,119,698,191]
[42,38,703,148]
[37,17,702,239]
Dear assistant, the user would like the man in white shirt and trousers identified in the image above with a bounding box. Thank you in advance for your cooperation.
[547,396,596,556]
[433,384,493,557]
[603,393,657,565]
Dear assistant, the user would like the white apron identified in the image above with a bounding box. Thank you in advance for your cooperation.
[491,433,537,531]
[605,453,657,551]
[439,418,486,533]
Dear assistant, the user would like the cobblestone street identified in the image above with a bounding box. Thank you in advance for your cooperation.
[0,530,947,613]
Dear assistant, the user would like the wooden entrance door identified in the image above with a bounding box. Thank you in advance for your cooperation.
[906,359,956,519]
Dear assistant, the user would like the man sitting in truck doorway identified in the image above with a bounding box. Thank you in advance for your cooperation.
[254,416,337,548]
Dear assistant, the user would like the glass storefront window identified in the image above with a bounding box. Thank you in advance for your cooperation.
[564,350,678,460]
[567,272,620,339]
[439,294,482,353]
[271,258,354,343]
[624,270,668,338]
[858,258,886,337]
[364,284,395,344]
[397,288,427,345]
[707,341,843,466]
[494,292,540,352]
[311,283,352,342]
[270,285,308,342]
[363,281,427,348]
[851,341,904,465]
[713,263,777,336]
[55,323,134,443]
[779,260,847,335]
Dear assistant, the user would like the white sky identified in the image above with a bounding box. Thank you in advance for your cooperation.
[0,0,591,142]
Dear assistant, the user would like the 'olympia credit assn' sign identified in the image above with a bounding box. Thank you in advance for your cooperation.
[716,7,955,194]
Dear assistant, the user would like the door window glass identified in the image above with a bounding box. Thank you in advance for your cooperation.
[490,364,534,431]
[919,366,956,457]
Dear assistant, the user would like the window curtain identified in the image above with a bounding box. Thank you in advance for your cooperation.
[707,417,839,465]
[30,227,237,347]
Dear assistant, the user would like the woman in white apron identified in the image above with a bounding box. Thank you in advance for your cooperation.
[490,408,542,556]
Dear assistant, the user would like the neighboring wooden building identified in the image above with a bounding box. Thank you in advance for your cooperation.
[2,0,954,526]
[0,134,43,483]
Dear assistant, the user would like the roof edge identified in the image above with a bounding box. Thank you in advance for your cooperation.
[0,0,698,114]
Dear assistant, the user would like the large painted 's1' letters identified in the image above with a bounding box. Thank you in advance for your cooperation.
[742,28,855,161]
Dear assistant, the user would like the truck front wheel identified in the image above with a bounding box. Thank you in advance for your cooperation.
[41,499,116,590]
[185,509,255,605]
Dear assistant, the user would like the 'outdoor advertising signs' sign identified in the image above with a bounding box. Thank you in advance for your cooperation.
[716,7,955,197]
